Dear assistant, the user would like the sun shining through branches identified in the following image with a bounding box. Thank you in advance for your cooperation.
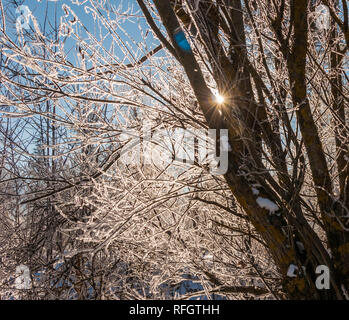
[215,94,225,104]
[0,0,348,301]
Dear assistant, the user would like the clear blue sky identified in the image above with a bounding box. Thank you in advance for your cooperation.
[11,0,158,66]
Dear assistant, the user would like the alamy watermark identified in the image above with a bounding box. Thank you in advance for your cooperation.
[13,263,331,291]
[118,124,230,175]
[288,264,330,290]
[315,265,330,290]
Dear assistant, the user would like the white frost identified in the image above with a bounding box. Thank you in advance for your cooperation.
[287,264,298,278]
[256,197,279,213]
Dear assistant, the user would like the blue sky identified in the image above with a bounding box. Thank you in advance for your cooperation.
[24,0,140,31]
[3,0,167,157]
[11,0,158,66]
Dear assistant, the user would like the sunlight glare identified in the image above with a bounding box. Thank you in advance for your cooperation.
[215,94,225,104]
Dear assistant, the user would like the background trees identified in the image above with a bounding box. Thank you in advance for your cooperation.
[0,0,348,300]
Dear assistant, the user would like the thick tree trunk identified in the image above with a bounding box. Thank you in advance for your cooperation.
[146,0,348,299]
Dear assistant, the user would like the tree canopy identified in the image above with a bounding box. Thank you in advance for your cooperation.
[0,0,348,300]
